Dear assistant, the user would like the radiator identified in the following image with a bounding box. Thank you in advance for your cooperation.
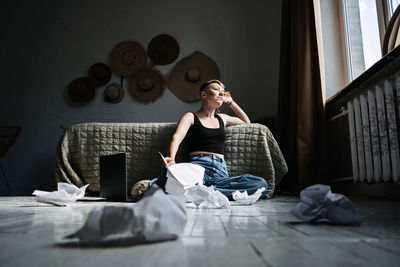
[347,74,400,183]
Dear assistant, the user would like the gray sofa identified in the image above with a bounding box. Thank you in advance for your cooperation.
[55,122,287,198]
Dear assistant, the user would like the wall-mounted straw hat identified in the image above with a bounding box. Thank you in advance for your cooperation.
[147,34,180,65]
[104,83,125,104]
[129,67,166,104]
[88,63,112,87]
[67,77,95,105]
[110,41,147,77]
[167,51,220,102]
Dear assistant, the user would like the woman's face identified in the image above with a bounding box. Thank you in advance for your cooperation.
[203,83,225,106]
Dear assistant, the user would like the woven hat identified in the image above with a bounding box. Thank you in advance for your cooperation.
[167,51,220,102]
[88,63,112,87]
[67,77,95,105]
[104,83,125,104]
[129,67,166,104]
[110,41,147,77]
[147,34,180,65]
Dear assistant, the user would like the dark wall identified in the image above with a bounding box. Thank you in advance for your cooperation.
[0,0,282,194]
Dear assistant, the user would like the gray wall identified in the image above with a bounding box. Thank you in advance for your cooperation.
[0,0,282,194]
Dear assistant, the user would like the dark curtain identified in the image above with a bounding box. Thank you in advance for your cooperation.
[277,0,325,193]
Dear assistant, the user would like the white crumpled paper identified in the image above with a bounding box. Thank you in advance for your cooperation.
[232,187,265,205]
[290,184,362,225]
[184,184,230,209]
[65,185,187,245]
[32,183,89,206]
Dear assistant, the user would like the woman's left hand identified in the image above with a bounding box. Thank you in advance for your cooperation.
[223,91,233,105]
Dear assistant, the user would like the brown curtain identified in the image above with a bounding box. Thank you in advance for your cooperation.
[277,0,325,193]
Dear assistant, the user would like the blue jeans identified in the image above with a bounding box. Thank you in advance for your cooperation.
[149,154,268,199]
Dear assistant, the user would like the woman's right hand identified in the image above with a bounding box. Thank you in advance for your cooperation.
[223,91,233,105]
[162,157,176,167]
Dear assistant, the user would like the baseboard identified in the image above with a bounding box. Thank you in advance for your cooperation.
[331,179,400,201]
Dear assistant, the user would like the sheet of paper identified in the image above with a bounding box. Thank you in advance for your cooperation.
[160,152,205,195]
[165,176,185,195]
[159,152,169,167]
[167,163,204,187]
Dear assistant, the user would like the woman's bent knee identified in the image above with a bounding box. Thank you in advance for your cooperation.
[260,178,268,190]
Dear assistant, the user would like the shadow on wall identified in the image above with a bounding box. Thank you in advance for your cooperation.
[0,127,22,195]
[254,117,276,137]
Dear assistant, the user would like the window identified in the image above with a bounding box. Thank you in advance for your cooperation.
[359,0,382,69]
[388,0,400,16]
[342,0,381,80]
[322,0,400,100]
[342,0,400,81]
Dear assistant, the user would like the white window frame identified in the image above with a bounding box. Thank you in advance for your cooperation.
[342,0,354,80]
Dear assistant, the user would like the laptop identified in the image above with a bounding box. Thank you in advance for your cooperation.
[100,153,131,202]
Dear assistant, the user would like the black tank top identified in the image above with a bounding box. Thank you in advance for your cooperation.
[185,112,225,154]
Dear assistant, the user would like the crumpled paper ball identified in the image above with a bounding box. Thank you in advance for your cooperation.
[290,184,362,225]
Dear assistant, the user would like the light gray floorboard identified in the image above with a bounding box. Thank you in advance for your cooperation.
[0,195,399,267]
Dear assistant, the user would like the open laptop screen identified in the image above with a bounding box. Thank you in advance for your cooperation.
[100,153,127,201]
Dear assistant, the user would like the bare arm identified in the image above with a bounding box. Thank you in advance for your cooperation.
[221,92,250,126]
[165,112,193,166]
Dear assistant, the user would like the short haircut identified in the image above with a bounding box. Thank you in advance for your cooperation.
[199,79,225,92]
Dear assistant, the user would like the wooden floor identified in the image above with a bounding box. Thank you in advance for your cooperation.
[0,195,399,267]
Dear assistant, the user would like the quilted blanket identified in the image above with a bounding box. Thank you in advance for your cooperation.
[55,122,287,198]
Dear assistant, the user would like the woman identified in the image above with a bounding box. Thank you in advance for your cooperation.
[135,80,268,199]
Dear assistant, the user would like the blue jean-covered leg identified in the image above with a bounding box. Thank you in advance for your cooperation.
[149,154,268,200]
[149,168,167,190]
[209,174,268,200]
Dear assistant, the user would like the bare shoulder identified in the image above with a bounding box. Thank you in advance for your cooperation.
[217,113,228,126]
[218,113,227,119]
[179,112,194,125]
[218,113,247,126]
